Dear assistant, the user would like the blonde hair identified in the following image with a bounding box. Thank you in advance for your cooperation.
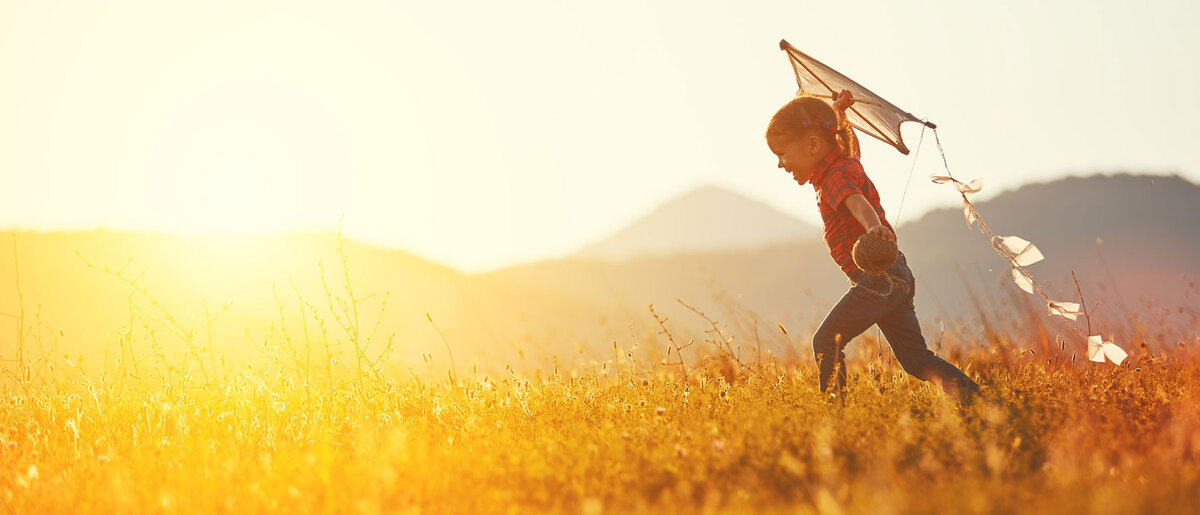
[766,96,857,159]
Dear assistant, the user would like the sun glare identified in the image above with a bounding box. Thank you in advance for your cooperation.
[193,155,273,233]
[146,117,317,236]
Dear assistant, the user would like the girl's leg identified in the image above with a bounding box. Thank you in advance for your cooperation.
[877,300,979,400]
[813,285,898,395]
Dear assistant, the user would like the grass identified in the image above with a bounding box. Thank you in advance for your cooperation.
[3,349,1199,513]
[2,238,1199,513]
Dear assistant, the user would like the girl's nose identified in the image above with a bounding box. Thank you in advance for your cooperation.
[777,159,784,169]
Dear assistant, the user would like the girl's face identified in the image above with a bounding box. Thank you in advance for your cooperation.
[766,131,826,186]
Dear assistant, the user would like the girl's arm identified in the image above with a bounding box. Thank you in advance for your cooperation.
[833,90,862,161]
[844,194,896,242]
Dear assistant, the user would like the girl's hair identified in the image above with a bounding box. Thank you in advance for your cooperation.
[766,95,858,159]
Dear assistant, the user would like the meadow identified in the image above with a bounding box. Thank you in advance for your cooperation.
[2,240,1199,514]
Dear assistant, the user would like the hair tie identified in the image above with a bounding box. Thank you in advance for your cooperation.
[796,119,839,136]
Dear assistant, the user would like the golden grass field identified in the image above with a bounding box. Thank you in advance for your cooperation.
[2,242,1199,514]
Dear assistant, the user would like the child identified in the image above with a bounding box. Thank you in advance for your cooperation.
[765,94,979,401]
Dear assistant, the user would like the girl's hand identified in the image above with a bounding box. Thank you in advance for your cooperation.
[833,90,855,112]
[867,224,896,242]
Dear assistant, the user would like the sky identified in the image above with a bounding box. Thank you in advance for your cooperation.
[1,0,1197,272]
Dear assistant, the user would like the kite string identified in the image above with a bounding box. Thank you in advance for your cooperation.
[893,124,927,227]
[881,124,926,353]
[876,124,926,353]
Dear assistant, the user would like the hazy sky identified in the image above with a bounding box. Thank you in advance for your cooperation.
[2,1,1197,272]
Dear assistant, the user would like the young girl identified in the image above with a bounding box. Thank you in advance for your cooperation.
[765,94,979,401]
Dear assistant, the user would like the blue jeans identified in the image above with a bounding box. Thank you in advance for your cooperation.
[813,253,979,399]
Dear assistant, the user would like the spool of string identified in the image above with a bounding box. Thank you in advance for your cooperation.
[853,232,898,276]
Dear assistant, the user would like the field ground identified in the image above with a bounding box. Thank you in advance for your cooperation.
[4,236,1198,513]
[3,336,1199,514]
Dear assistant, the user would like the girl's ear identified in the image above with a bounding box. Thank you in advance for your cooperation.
[808,134,824,154]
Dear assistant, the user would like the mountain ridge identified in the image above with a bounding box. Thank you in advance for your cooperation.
[2,173,1193,375]
[488,172,1199,343]
[572,184,819,261]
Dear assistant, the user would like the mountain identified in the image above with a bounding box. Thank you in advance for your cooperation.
[572,185,819,261]
[0,231,624,375]
[899,173,1200,333]
[490,174,1200,348]
[4,174,1194,375]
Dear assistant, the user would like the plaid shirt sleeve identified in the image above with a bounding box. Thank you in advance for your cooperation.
[819,160,865,210]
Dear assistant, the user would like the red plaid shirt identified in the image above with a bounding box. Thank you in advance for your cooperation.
[809,151,894,278]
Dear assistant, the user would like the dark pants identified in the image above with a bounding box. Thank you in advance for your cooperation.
[813,253,979,400]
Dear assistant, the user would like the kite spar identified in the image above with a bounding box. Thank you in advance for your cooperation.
[779,39,935,155]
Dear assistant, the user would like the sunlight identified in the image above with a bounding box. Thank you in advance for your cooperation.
[188,155,272,234]
[148,117,312,235]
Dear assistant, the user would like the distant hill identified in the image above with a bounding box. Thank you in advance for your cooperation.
[899,173,1200,333]
[0,231,626,376]
[573,185,819,261]
[491,174,1200,347]
[4,174,1195,375]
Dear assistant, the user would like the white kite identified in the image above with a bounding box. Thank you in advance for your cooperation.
[779,39,934,155]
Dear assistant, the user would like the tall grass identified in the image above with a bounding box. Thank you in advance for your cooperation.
[2,239,1198,513]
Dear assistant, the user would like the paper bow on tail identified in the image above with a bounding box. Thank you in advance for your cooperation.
[1088,335,1128,365]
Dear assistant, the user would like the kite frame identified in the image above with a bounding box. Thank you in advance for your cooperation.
[779,39,935,155]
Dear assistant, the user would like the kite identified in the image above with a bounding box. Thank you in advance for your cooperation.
[779,39,935,155]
